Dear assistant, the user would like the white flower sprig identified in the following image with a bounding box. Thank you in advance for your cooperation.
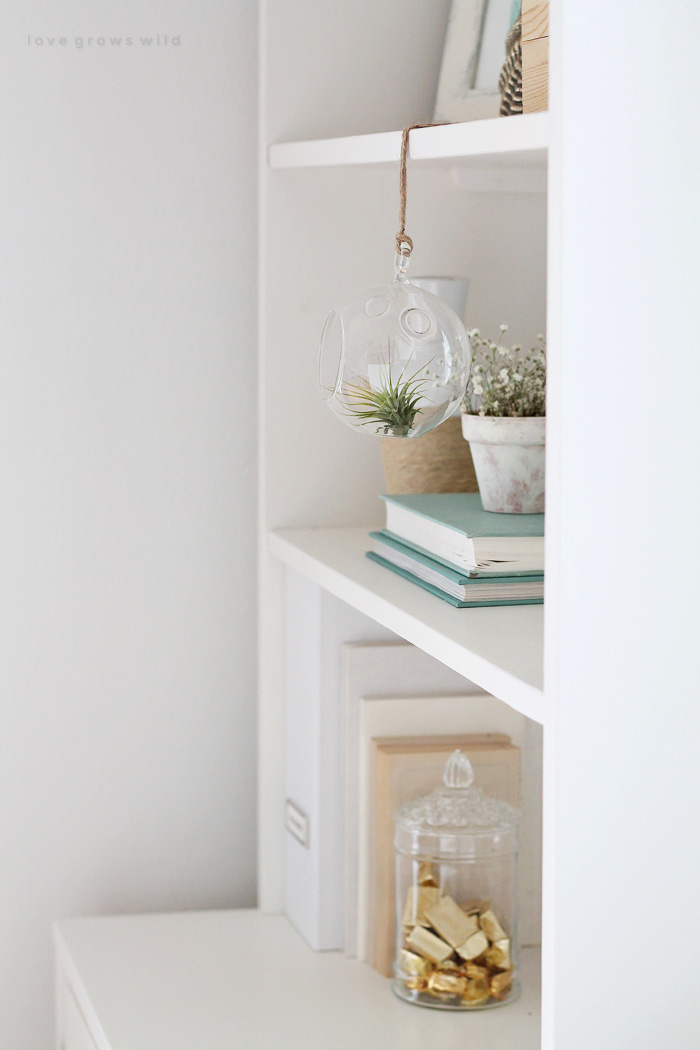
[463,326,546,418]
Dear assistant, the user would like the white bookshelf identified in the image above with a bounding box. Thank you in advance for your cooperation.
[271,526,544,722]
[258,2,549,943]
[264,0,695,1027]
[256,0,700,1042]
[254,3,551,1046]
[256,6,551,1035]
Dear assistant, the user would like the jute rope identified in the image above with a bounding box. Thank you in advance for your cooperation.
[396,122,452,257]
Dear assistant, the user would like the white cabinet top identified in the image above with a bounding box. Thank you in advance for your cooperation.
[56,909,541,1050]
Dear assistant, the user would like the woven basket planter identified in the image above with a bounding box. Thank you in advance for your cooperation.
[380,416,478,495]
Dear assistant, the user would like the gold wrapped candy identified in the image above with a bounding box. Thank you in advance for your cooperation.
[480,908,507,943]
[407,925,453,964]
[404,976,429,992]
[417,861,438,887]
[485,938,511,971]
[455,929,489,961]
[402,885,440,928]
[400,950,430,977]
[465,962,489,981]
[428,971,468,998]
[399,885,515,1007]
[425,896,479,948]
[462,976,491,1007]
[490,970,513,1000]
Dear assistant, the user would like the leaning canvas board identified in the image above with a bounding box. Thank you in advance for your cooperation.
[370,736,521,976]
[355,691,528,962]
[433,0,510,122]
[341,642,485,957]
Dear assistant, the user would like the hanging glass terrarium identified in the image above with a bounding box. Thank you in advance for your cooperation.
[319,125,471,438]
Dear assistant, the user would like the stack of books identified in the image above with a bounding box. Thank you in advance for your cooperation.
[366,493,544,607]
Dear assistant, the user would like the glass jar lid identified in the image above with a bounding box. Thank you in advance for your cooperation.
[394,750,520,858]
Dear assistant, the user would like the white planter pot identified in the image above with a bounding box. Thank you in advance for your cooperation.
[461,414,546,513]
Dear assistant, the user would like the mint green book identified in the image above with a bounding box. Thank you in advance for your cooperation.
[369,533,545,583]
[369,532,545,591]
[380,493,544,574]
[366,552,544,608]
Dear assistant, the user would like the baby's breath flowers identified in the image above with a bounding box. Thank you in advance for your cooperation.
[463,327,546,417]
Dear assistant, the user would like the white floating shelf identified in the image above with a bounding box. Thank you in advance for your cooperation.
[269,113,548,179]
[270,527,544,724]
[56,910,541,1050]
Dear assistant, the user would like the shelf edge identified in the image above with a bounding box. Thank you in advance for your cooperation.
[269,113,549,170]
[270,529,545,724]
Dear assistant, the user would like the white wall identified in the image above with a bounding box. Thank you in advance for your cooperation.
[0,2,257,1047]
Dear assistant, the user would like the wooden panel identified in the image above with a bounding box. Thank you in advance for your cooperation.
[523,37,550,114]
[522,0,550,42]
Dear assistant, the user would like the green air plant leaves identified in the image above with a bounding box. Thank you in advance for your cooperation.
[339,351,434,437]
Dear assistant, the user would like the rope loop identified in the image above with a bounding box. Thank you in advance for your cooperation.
[395,233,413,256]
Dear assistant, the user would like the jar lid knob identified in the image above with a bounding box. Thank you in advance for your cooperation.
[443,749,474,790]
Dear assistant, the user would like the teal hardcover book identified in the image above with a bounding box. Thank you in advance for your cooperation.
[380,492,544,573]
[381,493,544,537]
[366,551,544,608]
[370,530,545,581]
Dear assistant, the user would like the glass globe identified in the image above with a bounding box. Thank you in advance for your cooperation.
[319,252,471,438]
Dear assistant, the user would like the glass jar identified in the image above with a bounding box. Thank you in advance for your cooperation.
[393,750,520,1010]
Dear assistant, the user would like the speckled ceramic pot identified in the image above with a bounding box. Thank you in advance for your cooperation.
[461,415,545,514]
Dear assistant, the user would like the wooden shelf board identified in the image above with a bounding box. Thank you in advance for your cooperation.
[270,526,544,724]
[56,910,541,1050]
[269,113,549,171]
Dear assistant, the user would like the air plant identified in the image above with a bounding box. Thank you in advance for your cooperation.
[339,349,434,437]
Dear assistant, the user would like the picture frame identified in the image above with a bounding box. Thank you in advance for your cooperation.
[433,0,518,122]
